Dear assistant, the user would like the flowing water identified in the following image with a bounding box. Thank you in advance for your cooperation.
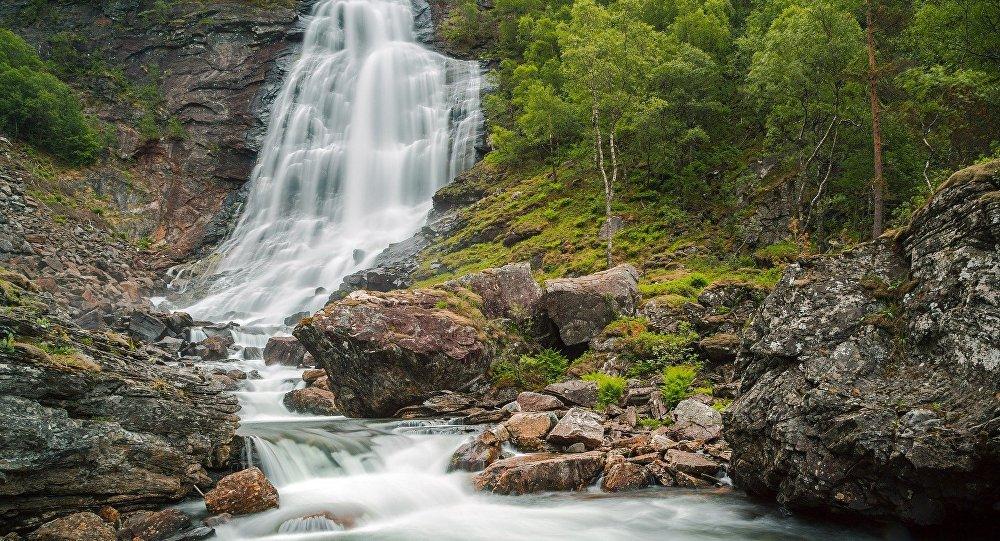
[176,1,895,539]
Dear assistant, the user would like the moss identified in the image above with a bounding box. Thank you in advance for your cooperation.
[752,240,801,265]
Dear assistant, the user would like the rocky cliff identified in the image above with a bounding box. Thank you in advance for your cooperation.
[725,160,1000,525]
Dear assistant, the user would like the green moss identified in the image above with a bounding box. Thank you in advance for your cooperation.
[582,372,627,411]
[753,240,801,265]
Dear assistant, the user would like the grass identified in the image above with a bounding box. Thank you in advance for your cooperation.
[600,317,700,378]
[582,372,627,411]
[490,348,568,390]
[661,364,699,409]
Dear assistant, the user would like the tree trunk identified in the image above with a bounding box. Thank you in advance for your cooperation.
[866,0,885,238]
[607,130,619,268]
[591,101,614,269]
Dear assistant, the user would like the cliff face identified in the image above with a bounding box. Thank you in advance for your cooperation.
[724,161,1000,525]
[0,0,306,258]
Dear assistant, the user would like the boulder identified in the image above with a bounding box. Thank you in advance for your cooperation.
[444,262,542,322]
[117,509,191,541]
[128,311,168,343]
[543,380,598,408]
[665,449,720,477]
[301,369,326,384]
[725,162,1000,525]
[601,455,651,492]
[263,337,306,367]
[503,412,557,452]
[666,399,723,442]
[294,289,497,417]
[542,264,640,346]
[474,451,606,494]
[449,432,502,472]
[189,334,233,362]
[546,407,605,449]
[515,392,563,412]
[26,512,114,541]
[282,387,339,416]
[204,468,279,516]
[697,333,741,363]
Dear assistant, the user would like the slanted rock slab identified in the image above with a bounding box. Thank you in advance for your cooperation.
[474,451,606,495]
[542,264,639,346]
[546,407,605,449]
[543,380,598,408]
[204,467,279,516]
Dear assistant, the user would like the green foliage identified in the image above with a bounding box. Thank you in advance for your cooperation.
[491,348,569,389]
[661,364,698,408]
[38,341,76,356]
[0,331,14,353]
[0,29,102,164]
[582,372,626,410]
[625,326,700,377]
[752,240,800,265]
[637,416,668,429]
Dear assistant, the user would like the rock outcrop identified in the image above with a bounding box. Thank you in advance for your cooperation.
[725,161,1000,525]
[204,468,279,517]
[474,452,606,495]
[543,264,640,346]
[294,288,502,417]
[0,271,239,535]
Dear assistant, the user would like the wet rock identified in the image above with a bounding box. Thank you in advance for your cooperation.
[601,455,651,492]
[503,412,557,452]
[474,451,606,495]
[725,161,1000,525]
[129,311,168,342]
[543,380,597,408]
[282,387,339,416]
[546,407,604,449]
[542,264,640,346]
[443,262,542,322]
[118,509,190,541]
[449,432,502,472]
[515,392,563,412]
[26,512,114,541]
[395,392,476,418]
[189,334,234,362]
[301,369,326,384]
[262,337,306,367]
[204,468,279,516]
[665,450,720,478]
[294,289,497,417]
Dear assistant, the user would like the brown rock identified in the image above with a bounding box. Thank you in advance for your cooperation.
[191,334,233,362]
[546,407,605,449]
[204,468,279,516]
[27,512,114,541]
[474,452,606,495]
[282,387,339,416]
[117,509,190,541]
[542,265,640,346]
[665,449,720,477]
[263,337,306,367]
[543,380,597,408]
[601,457,651,492]
[503,412,557,451]
[96,507,118,525]
[444,262,542,321]
[302,369,326,384]
[698,333,741,363]
[515,392,563,412]
[449,433,502,472]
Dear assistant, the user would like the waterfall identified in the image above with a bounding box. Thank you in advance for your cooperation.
[182,0,482,325]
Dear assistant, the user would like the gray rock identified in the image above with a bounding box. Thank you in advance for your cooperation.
[543,380,598,408]
[474,451,606,495]
[546,407,605,449]
[543,265,640,346]
[262,337,306,367]
[444,262,542,322]
[515,391,563,412]
[725,161,1000,525]
[128,310,167,342]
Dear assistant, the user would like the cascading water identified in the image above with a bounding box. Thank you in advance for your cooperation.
[181,0,481,326]
[175,1,885,539]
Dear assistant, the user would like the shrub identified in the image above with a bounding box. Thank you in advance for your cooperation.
[490,348,568,390]
[582,372,626,410]
[661,364,698,408]
[622,323,700,377]
[0,29,102,164]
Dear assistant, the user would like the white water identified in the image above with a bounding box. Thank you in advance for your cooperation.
[181,0,481,326]
[178,1,889,539]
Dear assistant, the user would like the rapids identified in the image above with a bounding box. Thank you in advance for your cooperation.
[175,1,895,539]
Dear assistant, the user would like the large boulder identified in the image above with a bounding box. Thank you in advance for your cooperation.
[543,380,598,408]
[263,337,307,367]
[474,451,606,494]
[725,162,1000,525]
[503,412,558,452]
[204,468,279,517]
[443,262,543,322]
[0,285,239,534]
[546,407,605,450]
[117,509,191,541]
[282,387,339,416]
[294,288,497,417]
[542,264,640,346]
[26,512,114,541]
[665,399,723,442]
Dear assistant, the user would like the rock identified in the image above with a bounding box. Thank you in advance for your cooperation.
[449,432,502,472]
[201,514,232,528]
[503,412,557,452]
[96,507,118,524]
[189,334,233,362]
[543,380,598,408]
[546,407,605,450]
[474,451,606,495]
[163,312,195,336]
[725,162,1000,525]
[666,399,723,441]
[0,293,239,533]
[283,311,310,326]
[26,512,114,541]
[282,387,339,416]
[129,311,168,342]
[515,392,563,412]
[204,468,279,517]
[665,450,720,477]
[262,337,306,367]
[294,289,497,417]
[697,333,741,363]
[601,456,651,492]
[542,264,640,346]
[565,443,586,453]
[444,262,542,321]
[117,509,191,541]
[301,369,326,384]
